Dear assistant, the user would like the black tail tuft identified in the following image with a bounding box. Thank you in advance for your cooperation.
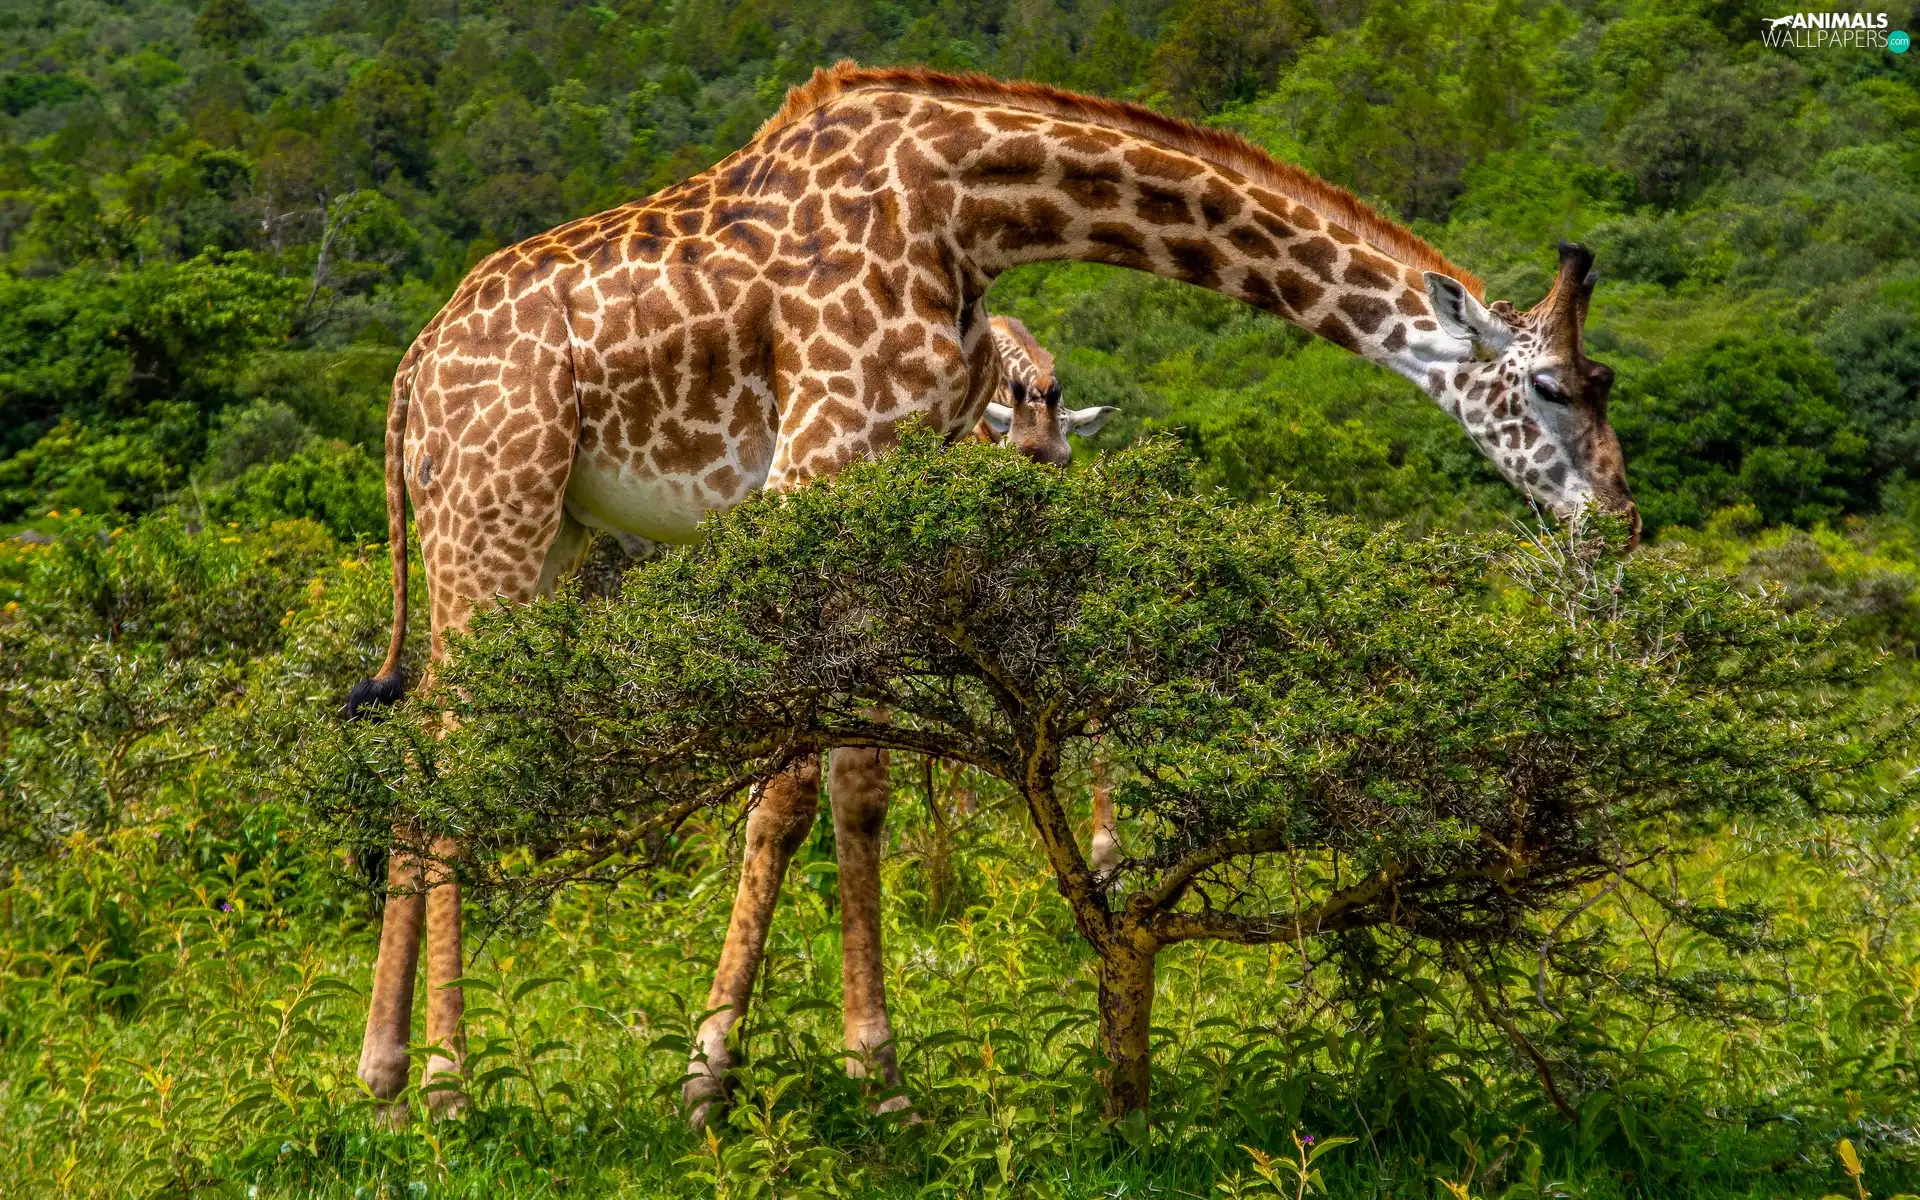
[341,671,404,907]
[344,671,407,720]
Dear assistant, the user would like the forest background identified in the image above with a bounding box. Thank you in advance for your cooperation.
[2,0,1918,1196]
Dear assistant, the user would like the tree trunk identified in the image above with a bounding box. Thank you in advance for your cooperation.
[1098,930,1158,1121]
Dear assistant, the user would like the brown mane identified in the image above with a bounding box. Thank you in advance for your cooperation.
[989,314,1055,380]
[762,61,1483,298]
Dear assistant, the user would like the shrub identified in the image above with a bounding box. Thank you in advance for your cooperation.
[1607,59,1797,206]
[1612,333,1868,531]
[320,433,1910,1119]
[0,514,342,861]
[202,441,387,542]
[0,407,199,521]
[0,254,298,459]
[1148,0,1320,115]
[201,398,312,484]
[1818,301,1920,488]
[0,72,94,117]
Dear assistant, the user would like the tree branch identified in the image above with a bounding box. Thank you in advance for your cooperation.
[1141,824,1299,913]
[1446,941,1580,1123]
[1148,863,1403,946]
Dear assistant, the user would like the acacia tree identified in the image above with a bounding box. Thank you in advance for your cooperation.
[318,432,1909,1120]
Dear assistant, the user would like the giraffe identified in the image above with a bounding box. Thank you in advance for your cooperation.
[572,314,1105,604]
[345,61,1637,1125]
[973,314,1118,463]
[969,314,1121,863]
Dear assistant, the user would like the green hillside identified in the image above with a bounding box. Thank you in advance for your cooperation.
[2,0,1918,1195]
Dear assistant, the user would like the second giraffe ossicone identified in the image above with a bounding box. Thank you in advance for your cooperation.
[346,61,1638,1127]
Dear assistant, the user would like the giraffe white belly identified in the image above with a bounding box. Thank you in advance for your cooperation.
[564,448,771,545]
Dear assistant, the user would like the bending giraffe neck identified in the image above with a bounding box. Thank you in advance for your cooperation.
[771,63,1483,407]
[946,114,1469,397]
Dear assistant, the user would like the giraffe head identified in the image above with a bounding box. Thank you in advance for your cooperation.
[980,379,1119,467]
[1420,243,1638,543]
[980,315,1117,467]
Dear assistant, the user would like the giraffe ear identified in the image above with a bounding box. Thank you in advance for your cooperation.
[1063,405,1118,437]
[1424,272,1512,353]
[982,402,1014,436]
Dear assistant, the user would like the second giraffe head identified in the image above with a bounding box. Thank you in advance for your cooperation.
[979,315,1117,468]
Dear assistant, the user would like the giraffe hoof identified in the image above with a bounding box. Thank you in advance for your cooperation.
[370,1100,411,1131]
[874,1092,920,1122]
[356,1052,410,1108]
[424,1055,469,1119]
[682,1071,730,1129]
[425,1083,469,1120]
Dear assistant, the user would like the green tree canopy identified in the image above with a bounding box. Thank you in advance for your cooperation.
[0,514,356,861]
[1613,333,1869,533]
[0,254,298,517]
[193,0,268,50]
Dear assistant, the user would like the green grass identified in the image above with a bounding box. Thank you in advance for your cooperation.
[6,744,1919,1198]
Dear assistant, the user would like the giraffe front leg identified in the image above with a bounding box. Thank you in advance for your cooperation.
[423,835,469,1119]
[685,757,822,1128]
[359,838,425,1128]
[830,746,912,1115]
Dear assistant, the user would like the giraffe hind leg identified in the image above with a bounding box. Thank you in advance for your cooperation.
[359,843,425,1124]
[358,337,581,1121]
[419,511,585,1119]
[831,745,914,1115]
[422,835,469,1118]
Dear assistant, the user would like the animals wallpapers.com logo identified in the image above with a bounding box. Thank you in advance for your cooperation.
[1761,11,1907,50]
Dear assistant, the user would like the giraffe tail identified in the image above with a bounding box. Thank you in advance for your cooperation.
[344,333,427,722]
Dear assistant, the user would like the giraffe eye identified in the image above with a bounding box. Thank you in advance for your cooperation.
[1009,378,1028,403]
[1531,372,1569,404]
